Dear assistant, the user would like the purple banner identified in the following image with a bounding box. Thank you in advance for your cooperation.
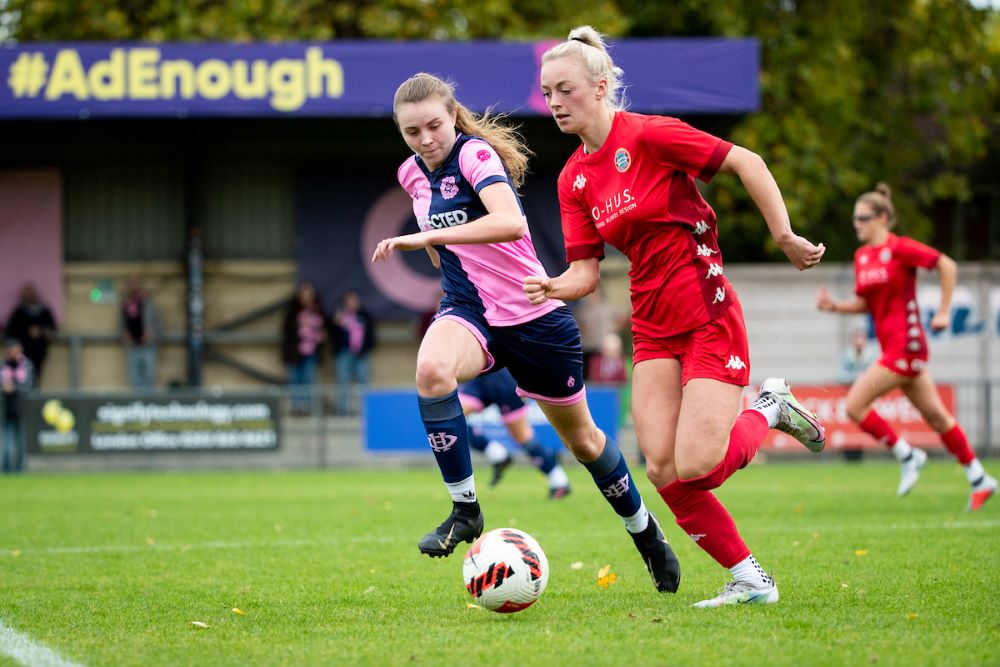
[0,40,758,118]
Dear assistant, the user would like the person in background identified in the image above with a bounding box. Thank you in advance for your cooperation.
[281,282,328,415]
[817,183,996,510]
[574,284,628,372]
[838,328,878,385]
[459,367,572,499]
[5,283,55,388]
[332,290,376,415]
[530,26,826,607]
[120,275,160,390]
[2,339,32,473]
[587,332,628,385]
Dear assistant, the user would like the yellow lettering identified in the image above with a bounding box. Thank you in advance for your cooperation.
[231,60,268,99]
[196,59,231,100]
[160,60,195,98]
[269,59,305,112]
[128,48,160,100]
[88,48,125,100]
[306,47,343,98]
[44,50,89,100]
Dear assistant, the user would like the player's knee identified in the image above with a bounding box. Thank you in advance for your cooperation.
[414,358,455,395]
[644,458,675,488]
[845,402,868,423]
[928,413,953,433]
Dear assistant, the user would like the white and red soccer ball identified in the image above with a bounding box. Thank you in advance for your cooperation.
[463,528,549,613]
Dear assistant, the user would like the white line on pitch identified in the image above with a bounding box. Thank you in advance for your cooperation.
[0,618,84,667]
[3,535,400,556]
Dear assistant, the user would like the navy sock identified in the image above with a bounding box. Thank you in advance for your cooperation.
[580,435,642,519]
[467,427,489,453]
[523,440,557,474]
[418,390,472,484]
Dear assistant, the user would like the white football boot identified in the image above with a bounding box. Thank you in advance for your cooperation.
[896,447,928,497]
[693,580,779,608]
[757,378,826,453]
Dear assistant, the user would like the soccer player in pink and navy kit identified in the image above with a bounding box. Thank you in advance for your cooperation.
[372,73,680,593]
[817,183,997,510]
[526,27,827,607]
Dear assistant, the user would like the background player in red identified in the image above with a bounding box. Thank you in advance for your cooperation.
[526,26,827,607]
[374,73,679,592]
[817,183,997,510]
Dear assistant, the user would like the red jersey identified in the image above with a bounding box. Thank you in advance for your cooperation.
[854,233,941,361]
[557,111,733,338]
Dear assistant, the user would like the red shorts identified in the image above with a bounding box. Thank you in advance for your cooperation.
[877,351,928,378]
[632,300,750,387]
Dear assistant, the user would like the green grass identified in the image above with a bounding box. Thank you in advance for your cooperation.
[1,461,998,667]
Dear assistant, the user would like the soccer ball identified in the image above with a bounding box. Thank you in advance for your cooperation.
[463,528,548,613]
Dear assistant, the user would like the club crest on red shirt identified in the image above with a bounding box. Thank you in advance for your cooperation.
[614,147,631,173]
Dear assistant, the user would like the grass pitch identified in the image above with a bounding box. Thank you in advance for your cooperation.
[1,461,998,666]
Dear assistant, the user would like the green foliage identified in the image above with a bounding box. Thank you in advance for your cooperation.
[615,0,1000,260]
[0,465,998,665]
[5,0,997,260]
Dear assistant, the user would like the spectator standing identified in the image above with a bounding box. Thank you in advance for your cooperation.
[574,285,627,371]
[120,275,160,390]
[281,282,328,415]
[838,328,878,385]
[332,290,376,415]
[2,339,32,473]
[5,283,56,387]
[586,332,629,385]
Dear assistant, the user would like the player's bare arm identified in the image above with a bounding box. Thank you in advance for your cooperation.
[719,145,825,271]
[524,258,600,305]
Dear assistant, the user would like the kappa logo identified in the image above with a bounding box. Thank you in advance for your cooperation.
[693,220,710,235]
[688,533,706,542]
[724,355,746,371]
[602,473,631,499]
[696,244,718,257]
[705,263,724,279]
[859,254,869,265]
[894,359,909,372]
[572,173,586,191]
[614,147,631,172]
[712,287,726,305]
[427,432,458,452]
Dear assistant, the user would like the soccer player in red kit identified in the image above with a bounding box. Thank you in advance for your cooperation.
[525,26,828,607]
[817,184,997,510]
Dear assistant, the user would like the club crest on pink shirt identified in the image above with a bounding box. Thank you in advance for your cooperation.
[440,176,458,200]
[477,149,491,162]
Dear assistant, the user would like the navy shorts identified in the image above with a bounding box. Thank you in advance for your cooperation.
[458,368,529,422]
[436,303,585,405]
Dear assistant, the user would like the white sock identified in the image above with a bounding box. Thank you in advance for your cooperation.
[749,396,780,428]
[445,475,477,503]
[484,441,509,465]
[730,554,772,587]
[547,465,569,489]
[964,459,985,487]
[890,438,914,462]
[622,500,650,534]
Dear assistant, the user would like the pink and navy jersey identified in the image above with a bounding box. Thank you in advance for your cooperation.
[854,233,941,360]
[397,133,563,327]
[557,111,734,338]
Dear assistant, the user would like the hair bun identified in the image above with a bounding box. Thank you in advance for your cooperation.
[874,182,892,200]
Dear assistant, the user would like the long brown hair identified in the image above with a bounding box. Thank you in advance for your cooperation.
[392,73,531,189]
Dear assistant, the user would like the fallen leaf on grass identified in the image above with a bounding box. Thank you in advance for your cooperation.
[906,613,919,620]
[364,586,376,594]
[466,603,481,610]
[189,621,209,629]
[570,562,583,570]
[146,537,155,546]
[597,565,617,589]
[231,608,246,616]
[10,550,20,558]
[841,583,849,589]
[854,549,869,557]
